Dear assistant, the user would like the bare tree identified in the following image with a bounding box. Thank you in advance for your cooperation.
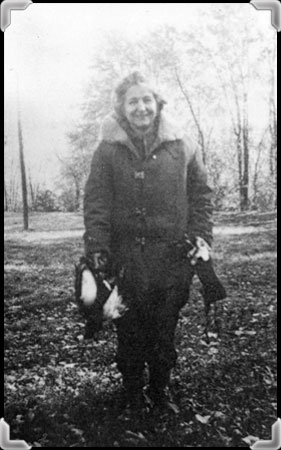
[252,128,268,207]
[268,45,277,207]
[174,68,209,165]
[4,137,9,212]
[4,178,9,212]
[18,112,29,229]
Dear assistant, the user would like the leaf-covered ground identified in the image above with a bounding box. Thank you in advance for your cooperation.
[4,211,277,447]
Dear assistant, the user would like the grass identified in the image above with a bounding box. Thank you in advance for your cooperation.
[4,211,277,447]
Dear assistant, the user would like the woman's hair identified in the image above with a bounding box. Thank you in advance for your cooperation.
[112,71,166,117]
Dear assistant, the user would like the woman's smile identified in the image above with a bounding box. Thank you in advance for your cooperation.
[123,84,157,132]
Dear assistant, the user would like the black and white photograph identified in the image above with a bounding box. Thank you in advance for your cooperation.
[4,3,277,447]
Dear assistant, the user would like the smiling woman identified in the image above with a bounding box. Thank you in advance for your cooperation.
[124,84,158,133]
[110,71,167,156]
[81,70,227,412]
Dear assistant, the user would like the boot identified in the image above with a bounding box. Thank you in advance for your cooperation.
[122,374,145,411]
[147,384,179,414]
[147,368,174,409]
[115,385,144,412]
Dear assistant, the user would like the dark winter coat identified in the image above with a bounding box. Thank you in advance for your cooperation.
[83,113,213,295]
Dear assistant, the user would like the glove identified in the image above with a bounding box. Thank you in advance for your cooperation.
[187,237,211,265]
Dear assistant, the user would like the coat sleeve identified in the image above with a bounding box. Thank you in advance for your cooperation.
[83,142,114,257]
[186,147,214,246]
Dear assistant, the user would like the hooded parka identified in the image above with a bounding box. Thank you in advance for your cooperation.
[83,111,214,394]
[84,112,213,295]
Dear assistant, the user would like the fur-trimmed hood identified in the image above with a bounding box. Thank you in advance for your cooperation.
[99,112,185,148]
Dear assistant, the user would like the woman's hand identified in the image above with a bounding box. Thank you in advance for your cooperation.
[187,237,211,265]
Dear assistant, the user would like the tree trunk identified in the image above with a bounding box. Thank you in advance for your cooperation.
[269,86,277,208]
[174,69,207,165]
[267,44,277,208]
[29,173,35,210]
[74,180,80,211]
[241,124,249,211]
[252,128,267,208]
[18,117,29,230]
[234,127,244,211]
[4,178,9,212]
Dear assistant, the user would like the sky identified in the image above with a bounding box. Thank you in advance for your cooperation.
[4,3,274,189]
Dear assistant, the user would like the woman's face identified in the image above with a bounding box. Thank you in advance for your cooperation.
[123,84,158,133]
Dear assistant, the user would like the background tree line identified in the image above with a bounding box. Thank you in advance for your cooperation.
[4,5,277,214]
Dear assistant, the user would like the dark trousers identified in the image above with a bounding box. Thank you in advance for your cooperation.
[115,287,188,393]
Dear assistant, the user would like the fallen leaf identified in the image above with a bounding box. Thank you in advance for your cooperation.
[234,330,243,336]
[28,411,35,421]
[71,428,84,436]
[167,401,180,414]
[208,347,219,355]
[207,332,218,339]
[195,414,211,424]
[213,411,226,419]
[125,431,147,442]
[242,435,259,445]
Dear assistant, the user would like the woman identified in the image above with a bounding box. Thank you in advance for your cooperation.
[83,71,216,409]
